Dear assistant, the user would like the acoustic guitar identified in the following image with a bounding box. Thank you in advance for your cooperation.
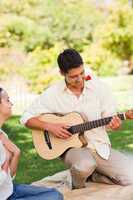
[32,110,133,160]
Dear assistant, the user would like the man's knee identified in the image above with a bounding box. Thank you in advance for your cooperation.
[71,160,97,177]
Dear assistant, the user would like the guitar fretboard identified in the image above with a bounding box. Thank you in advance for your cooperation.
[68,113,125,134]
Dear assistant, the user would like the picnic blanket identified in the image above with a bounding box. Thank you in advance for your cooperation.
[32,169,133,200]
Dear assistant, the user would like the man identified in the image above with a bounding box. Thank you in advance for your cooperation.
[21,49,133,189]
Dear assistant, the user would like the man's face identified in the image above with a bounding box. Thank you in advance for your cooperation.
[63,65,85,88]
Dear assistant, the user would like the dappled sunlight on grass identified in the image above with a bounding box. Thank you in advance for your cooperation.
[126,144,133,148]
[28,148,36,155]
[109,120,133,152]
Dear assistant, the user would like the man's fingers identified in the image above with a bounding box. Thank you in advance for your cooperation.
[56,132,70,139]
[109,116,121,129]
[62,124,71,130]
[62,127,72,136]
[56,128,72,139]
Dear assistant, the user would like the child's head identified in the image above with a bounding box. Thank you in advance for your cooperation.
[0,88,12,120]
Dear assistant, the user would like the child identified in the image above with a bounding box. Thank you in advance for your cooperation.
[0,87,63,200]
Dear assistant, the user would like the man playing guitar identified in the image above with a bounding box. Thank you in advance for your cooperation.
[21,49,133,189]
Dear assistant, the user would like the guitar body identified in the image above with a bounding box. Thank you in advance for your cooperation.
[32,112,84,160]
[32,109,133,160]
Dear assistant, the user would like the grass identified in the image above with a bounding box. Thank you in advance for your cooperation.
[2,116,133,184]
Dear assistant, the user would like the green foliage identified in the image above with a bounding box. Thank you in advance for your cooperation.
[0,14,54,51]
[20,45,62,93]
[0,0,133,92]
[0,0,103,52]
[81,2,133,77]
[83,44,121,76]
[45,1,103,51]
[94,3,133,61]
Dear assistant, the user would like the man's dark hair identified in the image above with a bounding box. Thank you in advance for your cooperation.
[57,49,83,73]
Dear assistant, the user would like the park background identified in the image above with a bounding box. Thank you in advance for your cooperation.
[0,0,133,183]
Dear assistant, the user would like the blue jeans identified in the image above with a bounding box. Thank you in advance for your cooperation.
[8,183,63,200]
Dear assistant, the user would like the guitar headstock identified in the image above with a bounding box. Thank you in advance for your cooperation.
[125,110,133,120]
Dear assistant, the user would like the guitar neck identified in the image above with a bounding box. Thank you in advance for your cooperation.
[68,113,125,134]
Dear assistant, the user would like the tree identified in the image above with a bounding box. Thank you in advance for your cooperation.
[93,3,133,74]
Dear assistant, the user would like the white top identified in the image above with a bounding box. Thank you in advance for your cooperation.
[0,129,13,200]
[21,77,117,160]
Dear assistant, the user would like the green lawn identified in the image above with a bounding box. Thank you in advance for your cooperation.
[2,116,133,184]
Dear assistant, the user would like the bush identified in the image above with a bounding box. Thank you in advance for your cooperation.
[83,44,121,76]
[21,44,62,93]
